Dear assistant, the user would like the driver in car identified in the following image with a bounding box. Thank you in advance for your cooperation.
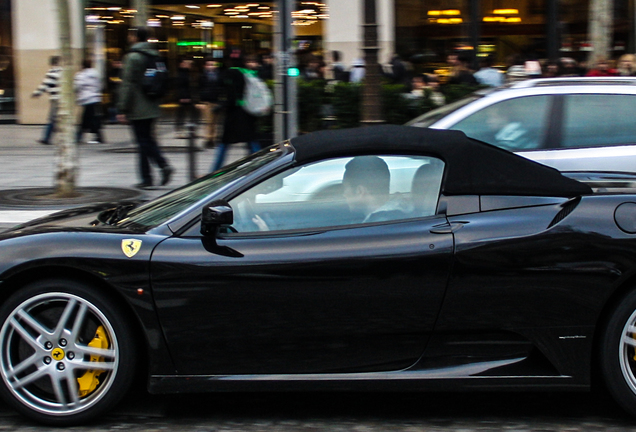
[342,156,409,223]
[231,187,270,232]
[486,102,533,150]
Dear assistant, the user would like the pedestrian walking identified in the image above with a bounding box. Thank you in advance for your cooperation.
[474,56,504,87]
[388,53,409,86]
[617,54,636,76]
[330,50,349,82]
[174,57,196,139]
[350,58,365,83]
[505,54,529,83]
[586,57,618,77]
[258,53,274,81]
[448,52,478,85]
[301,55,323,81]
[424,74,446,106]
[74,58,104,144]
[107,59,123,123]
[117,27,173,189]
[31,55,62,145]
[197,58,222,148]
[210,54,262,172]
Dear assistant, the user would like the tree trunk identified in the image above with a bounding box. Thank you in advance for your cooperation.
[588,0,614,65]
[55,0,78,198]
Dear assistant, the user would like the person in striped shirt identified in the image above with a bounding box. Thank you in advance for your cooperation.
[31,55,61,145]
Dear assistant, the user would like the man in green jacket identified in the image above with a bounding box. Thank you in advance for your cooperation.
[117,27,173,189]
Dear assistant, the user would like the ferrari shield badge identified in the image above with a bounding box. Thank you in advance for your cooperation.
[121,239,142,258]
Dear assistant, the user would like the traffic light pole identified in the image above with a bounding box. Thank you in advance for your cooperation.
[274,0,298,142]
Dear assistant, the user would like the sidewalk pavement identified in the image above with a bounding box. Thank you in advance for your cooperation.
[0,122,255,231]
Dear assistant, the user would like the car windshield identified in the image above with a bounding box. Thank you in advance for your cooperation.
[405,95,482,128]
[115,144,287,229]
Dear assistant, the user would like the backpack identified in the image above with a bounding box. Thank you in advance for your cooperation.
[135,51,169,99]
[236,68,272,117]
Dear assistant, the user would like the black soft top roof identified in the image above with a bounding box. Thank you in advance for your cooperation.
[289,125,592,198]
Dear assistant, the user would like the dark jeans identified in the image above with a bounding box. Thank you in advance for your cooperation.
[175,102,197,132]
[76,103,103,143]
[131,118,169,184]
[211,141,260,172]
[41,100,58,143]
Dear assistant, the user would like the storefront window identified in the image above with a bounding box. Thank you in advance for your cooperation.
[395,0,469,67]
[395,0,634,74]
[85,1,326,104]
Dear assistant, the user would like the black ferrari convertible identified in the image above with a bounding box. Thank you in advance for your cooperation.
[2,125,636,424]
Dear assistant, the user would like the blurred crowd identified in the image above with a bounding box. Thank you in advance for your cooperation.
[291,49,636,108]
[35,47,636,150]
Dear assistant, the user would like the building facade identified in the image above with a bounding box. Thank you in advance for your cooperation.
[0,0,631,124]
[395,0,631,68]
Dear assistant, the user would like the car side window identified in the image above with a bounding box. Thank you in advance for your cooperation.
[226,156,445,233]
[450,96,551,151]
[562,94,636,148]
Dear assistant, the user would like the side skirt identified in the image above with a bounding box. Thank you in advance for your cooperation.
[148,359,585,394]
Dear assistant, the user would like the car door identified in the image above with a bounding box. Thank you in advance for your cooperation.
[150,155,454,375]
[517,93,636,173]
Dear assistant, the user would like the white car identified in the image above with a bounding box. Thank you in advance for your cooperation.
[406,77,636,173]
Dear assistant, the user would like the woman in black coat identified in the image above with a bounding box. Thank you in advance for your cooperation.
[174,57,196,138]
[210,55,261,172]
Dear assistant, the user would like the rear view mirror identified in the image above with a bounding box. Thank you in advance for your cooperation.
[201,200,233,236]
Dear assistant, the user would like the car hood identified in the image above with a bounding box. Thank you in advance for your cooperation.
[0,201,146,240]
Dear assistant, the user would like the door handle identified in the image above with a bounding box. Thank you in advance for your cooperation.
[430,222,466,234]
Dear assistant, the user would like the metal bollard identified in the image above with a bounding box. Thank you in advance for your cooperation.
[187,123,197,181]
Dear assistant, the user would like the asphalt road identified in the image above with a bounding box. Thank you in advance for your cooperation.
[1,390,636,431]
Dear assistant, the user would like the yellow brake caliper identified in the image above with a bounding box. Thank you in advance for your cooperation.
[77,326,108,397]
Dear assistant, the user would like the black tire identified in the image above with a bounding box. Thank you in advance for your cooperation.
[0,278,137,425]
[600,288,636,418]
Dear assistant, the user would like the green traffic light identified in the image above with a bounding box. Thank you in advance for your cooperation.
[287,67,300,77]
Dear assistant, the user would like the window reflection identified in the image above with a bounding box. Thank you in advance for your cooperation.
[562,94,636,148]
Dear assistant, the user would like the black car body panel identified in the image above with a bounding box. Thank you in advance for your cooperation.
[3,126,636,424]
[147,194,633,394]
[0,208,177,376]
[151,216,454,375]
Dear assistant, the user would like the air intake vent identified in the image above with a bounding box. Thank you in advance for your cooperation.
[548,197,581,229]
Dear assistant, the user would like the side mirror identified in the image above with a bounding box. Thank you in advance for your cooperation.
[201,200,233,236]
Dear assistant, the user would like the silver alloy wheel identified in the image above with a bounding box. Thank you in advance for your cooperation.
[0,292,119,417]
[619,308,636,395]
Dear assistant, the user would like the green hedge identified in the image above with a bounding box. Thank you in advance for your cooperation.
[298,79,329,132]
[330,82,361,129]
[303,80,481,132]
[259,79,483,136]
[442,83,485,104]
